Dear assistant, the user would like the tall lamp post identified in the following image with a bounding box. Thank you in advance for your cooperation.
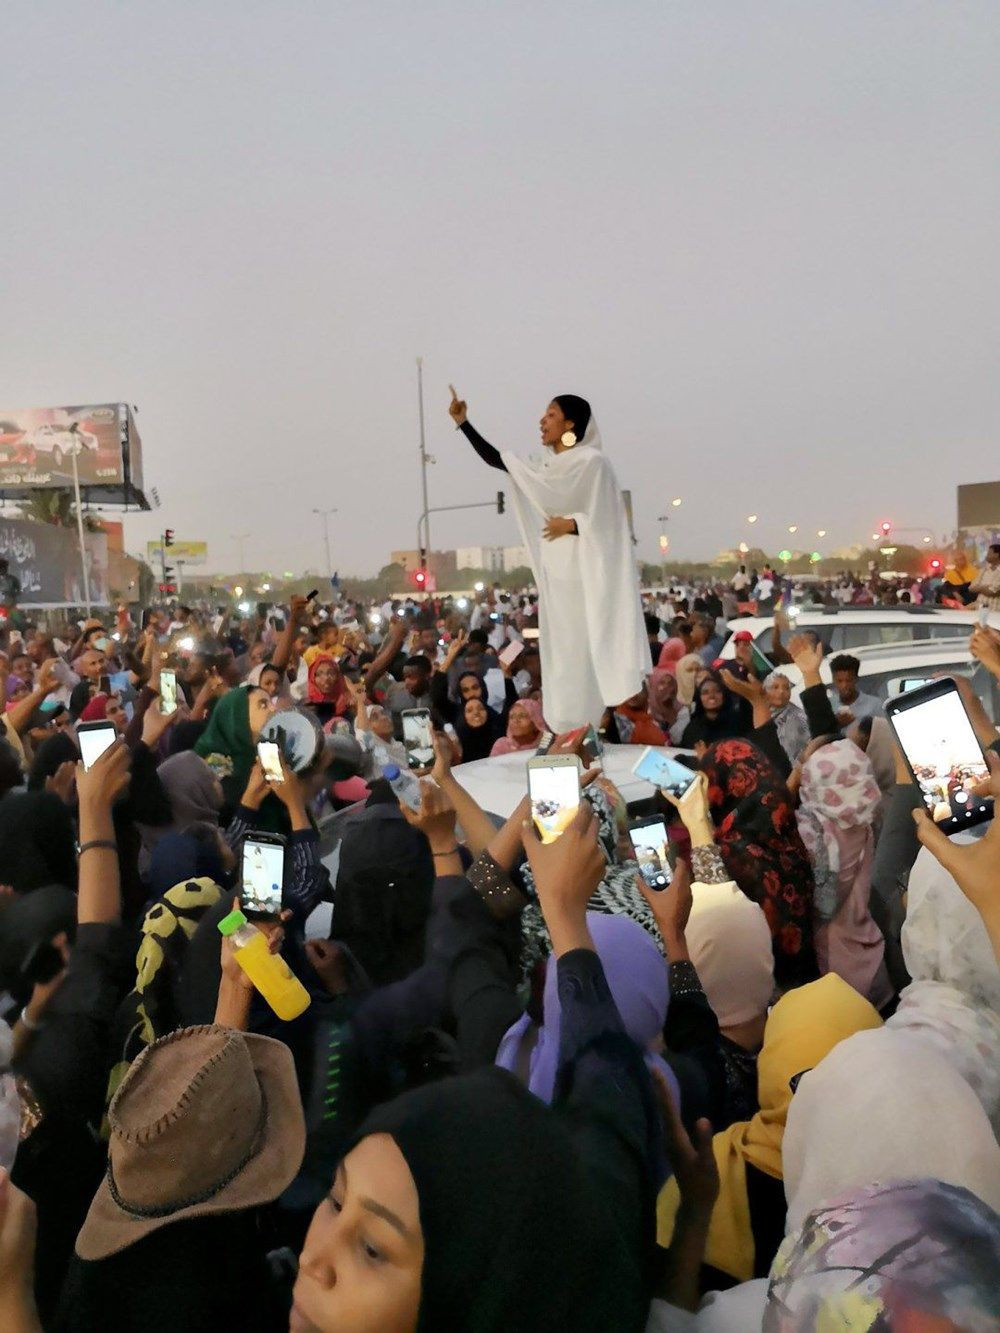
[230,533,250,585]
[312,508,338,580]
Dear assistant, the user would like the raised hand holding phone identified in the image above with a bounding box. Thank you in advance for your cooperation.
[521,801,606,956]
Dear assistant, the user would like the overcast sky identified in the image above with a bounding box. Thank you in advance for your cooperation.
[5,1,998,577]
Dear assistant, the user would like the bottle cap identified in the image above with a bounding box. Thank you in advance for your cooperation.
[382,764,401,781]
[218,908,248,936]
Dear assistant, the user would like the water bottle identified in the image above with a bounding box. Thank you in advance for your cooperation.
[383,763,422,813]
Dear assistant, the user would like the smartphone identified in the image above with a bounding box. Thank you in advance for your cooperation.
[241,832,286,917]
[527,754,582,844]
[306,589,319,602]
[160,668,178,715]
[886,679,993,835]
[628,817,673,891]
[402,707,434,770]
[632,746,699,800]
[898,678,932,694]
[535,730,556,756]
[522,627,540,642]
[257,739,284,784]
[583,723,604,765]
[78,720,117,771]
[499,640,524,668]
[979,606,991,628]
[99,674,111,695]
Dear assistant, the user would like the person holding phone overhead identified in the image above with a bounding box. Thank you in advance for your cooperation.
[449,386,648,733]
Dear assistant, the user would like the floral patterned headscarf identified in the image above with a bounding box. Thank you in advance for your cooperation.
[766,1178,1000,1331]
[702,738,817,987]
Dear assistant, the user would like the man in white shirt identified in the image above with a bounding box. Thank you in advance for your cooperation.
[731,564,750,595]
[828,653,882,726]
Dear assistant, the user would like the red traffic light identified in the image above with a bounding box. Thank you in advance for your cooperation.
[880,521,892,535]
[415,569,427,586]
[929,557,942,573]
[164,528,175,547]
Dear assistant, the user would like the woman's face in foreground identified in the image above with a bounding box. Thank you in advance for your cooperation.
[247,687,272,739]
[292,1134,423,1333]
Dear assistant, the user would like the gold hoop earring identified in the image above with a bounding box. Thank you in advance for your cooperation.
[561,431,577,448]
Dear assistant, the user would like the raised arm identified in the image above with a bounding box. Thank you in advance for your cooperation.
[364,618,408,695]
[273,594,309,673]
[448,386,508,472]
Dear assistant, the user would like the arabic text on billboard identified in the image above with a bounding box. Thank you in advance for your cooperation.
[0,404,126,490]
[0,519,109,607]
[146,540,207,566]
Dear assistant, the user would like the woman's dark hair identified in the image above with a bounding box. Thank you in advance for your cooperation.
[552,394,592,441]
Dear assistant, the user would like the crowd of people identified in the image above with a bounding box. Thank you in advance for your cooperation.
[0,570,996,1332]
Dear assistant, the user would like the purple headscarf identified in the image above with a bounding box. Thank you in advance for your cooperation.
[495,911,681,1111]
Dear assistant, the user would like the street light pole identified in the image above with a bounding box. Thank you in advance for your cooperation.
[417,357,432,558]
[312,508,338,579]
[70,444,92,615]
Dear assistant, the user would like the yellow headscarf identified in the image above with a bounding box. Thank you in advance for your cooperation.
[657,973,882,1282]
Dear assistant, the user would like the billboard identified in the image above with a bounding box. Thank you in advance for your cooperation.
[0,403,146,506]
[0,518,110,607]
[958,481,1000,530]
[146,540,207,566]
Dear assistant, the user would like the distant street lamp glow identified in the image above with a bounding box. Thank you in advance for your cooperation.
[233,586,243,597]
[671,497,682,507]
[788,525,798,534]
[474,581,485,592]
[817,530,826,538]
[747,515,758,524]
[738,541,749,555]
[922,536,932,544]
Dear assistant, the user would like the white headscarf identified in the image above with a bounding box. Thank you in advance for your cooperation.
[782,1027,1000,1235]
[890,845,1000,1133]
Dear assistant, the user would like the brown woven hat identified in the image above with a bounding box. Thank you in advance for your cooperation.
[76,1024,305,1261]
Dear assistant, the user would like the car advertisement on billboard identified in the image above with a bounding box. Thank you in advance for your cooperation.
[0,404,128,491]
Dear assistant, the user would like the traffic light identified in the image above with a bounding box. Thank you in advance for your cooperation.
[929,556,942,573]
[497,491,505,515]
[164,529,175,547]
[158,582,177,595]
[880,521,892,537]
[414,569,427,588]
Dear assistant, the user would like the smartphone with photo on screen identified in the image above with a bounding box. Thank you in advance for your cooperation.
[159,668,178,715]
[628,816,673,891]
[886,678,993,836]
[527,754,582,844]
[78,721,117,771]
[257,739,284,784]
[632,746,698,800]
[402,708,434,770]
[241,832,286,918]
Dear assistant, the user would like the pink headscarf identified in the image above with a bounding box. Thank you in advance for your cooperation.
[796,740,893,1008]
[656,637,687,674]
[490,697,546,757]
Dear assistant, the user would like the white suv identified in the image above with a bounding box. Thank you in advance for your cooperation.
[719,606,983,660]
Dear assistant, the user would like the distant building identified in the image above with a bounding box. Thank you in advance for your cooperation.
[454,545,531,573]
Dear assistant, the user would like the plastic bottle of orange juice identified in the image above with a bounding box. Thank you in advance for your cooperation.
[217,909,310,1021]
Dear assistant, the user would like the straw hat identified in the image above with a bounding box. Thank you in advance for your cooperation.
[76,1024,305,1261]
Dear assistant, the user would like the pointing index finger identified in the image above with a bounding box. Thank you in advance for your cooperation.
[449,384,459,401]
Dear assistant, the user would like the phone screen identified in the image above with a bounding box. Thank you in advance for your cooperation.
[499,640,524,667]
[242,837,285,915]
[629,820,673,890]
[257,740,284,784]
[632,747,698,799]
[402,709,434,770]
[888,684,992,832]
[160,668,178,715]
[528,760,581,843]
[78,722,117,771]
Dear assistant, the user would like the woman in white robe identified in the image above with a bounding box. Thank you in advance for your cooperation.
[448,388,649,733]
